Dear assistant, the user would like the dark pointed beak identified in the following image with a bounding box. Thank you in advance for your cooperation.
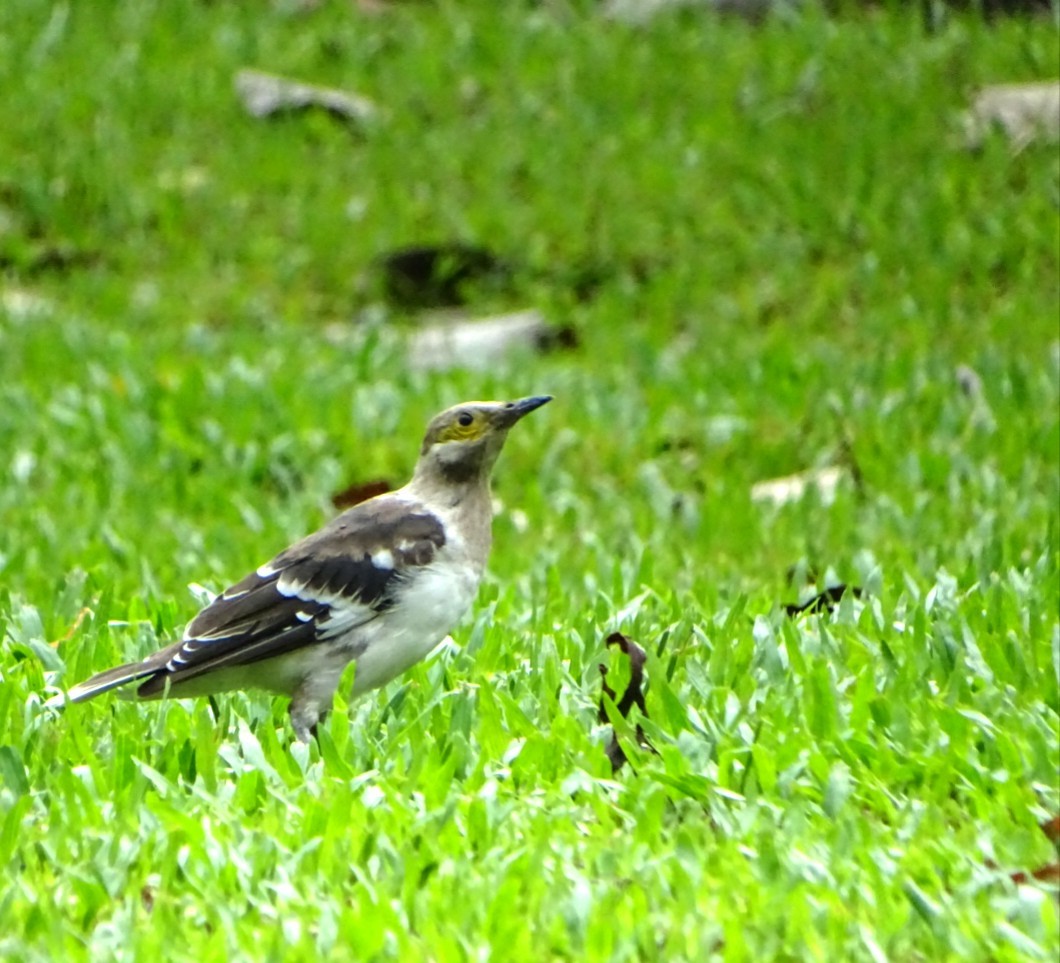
[499,395,552,426]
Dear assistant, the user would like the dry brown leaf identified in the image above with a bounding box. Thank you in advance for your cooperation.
[784,584,861,617]
[598,632,655,773]
[331,479,392,510]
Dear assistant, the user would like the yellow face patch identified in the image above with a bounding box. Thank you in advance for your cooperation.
[438,411,487,443]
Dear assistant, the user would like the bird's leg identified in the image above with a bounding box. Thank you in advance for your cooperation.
[289,679,334,744]
[289,695,323,743]
[288,661,348,745]
[309,710,330,743]
[290,706,319,744]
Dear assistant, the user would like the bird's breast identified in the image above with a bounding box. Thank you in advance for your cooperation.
[346,546,483,694]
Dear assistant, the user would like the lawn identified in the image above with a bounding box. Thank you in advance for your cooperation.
[1,1,1058,959]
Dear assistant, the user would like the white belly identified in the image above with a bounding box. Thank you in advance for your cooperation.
[347,555,480,694]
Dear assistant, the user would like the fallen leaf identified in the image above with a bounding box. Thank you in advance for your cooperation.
[1008,863,1060,885]
[0,287,52,319]
[784,584,861,617]
[751,465,843,506]
[331,478,391,510]
[602,0,781,25]
[1041,815,1060,846]
[407,308,574,372]
[963,82,1060,152]
[354,0,430,11]
[955,363,984,399]
[986,816,1060,897]
[234,69,377,125]
[598,632,655,773]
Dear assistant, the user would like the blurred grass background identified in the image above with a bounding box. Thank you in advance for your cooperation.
[1,1,1058,960]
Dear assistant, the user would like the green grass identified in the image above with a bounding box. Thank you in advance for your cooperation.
[2,0,1059,959]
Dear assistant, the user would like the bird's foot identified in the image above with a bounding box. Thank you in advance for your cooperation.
[289,702,329,745]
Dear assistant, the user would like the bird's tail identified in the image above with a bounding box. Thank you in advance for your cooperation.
[66,661,159,703]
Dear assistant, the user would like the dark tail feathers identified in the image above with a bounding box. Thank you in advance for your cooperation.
[66,660,161,703]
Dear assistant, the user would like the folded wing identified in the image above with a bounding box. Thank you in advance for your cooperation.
[69,498,447,701]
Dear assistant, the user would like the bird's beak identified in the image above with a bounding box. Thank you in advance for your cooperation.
[498,395,552,426]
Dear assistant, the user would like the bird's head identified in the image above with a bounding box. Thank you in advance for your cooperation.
[414,396,552,486]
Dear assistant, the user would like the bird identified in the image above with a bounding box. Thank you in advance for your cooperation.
[67,396,552,742]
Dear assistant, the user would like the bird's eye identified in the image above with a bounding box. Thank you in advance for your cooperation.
[457,411,474,426]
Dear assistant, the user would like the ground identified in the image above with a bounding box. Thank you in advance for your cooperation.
[0,1,1058,960]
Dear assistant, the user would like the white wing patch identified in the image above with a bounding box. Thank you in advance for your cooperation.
[315,598,377,640]
[370,549,395,569]
[276,575,308,599]
[274,572,378,639]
